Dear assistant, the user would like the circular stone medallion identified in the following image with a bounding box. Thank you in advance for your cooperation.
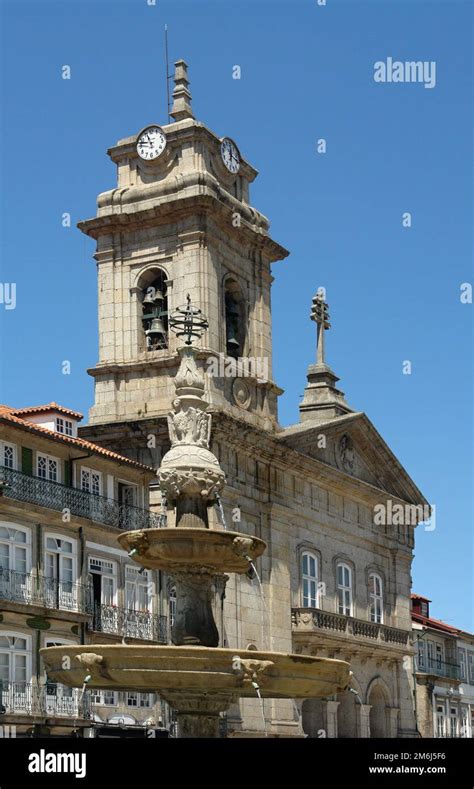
[232,378,251,409]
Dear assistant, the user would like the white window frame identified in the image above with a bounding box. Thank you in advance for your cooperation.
[436,700,446,738]
[80,467,103,497]
[436,643,443,670]
[36,452,60,483]
[336,562,353,617]
[0,631,32,687]
[368,572,383,624]
[0,441,17,470]
[91,688,117,706]
[88,556,117,606]
[301,551,319,608]
[125,565,152,613]
[467,652,474,683]
[56,418,74,437]
[0,522,31,574]
[459,649,467,681]
[417,639,426,671]
[449,706,458,738]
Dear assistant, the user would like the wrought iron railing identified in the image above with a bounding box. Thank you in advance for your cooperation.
[0,682,92,718]
[291,608,410,646]
[88,604,168,643]
[0,466,161,530]
[415,656,460,680]
[0,567,93,613]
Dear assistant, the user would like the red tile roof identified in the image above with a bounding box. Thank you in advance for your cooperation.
[5,402,84,421]
[0,410,155,473]
[412,612,461,635]
[411,593,432,602]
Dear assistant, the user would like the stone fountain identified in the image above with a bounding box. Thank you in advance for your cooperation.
[41,299,350,738]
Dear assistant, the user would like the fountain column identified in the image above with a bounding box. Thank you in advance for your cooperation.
[158,345,226,648]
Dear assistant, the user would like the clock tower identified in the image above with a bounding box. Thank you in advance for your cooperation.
[79,60,288,465]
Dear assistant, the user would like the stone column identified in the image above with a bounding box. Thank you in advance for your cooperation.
[359,704,372,738]
[326,700,340,738]
[388,707,400,738]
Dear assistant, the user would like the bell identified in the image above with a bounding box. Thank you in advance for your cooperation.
[145,317,166,337]
[226,333,240,357]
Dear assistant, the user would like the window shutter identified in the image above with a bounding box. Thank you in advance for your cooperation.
[21,447,33,475]
[63,460,72,487]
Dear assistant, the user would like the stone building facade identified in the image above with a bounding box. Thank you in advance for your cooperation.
[77,60,429,737]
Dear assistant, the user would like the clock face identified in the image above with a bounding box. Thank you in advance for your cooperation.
[136,126,167,161]
[221,138,240,174]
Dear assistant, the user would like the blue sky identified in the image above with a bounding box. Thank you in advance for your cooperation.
[0,0,472,630]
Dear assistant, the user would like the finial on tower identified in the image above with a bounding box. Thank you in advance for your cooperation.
[170,59,194,121]
[310,288,331,366]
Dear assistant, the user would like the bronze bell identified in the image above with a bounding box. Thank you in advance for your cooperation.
[145,317,167,337]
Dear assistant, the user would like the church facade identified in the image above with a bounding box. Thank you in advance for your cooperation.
[78,60,428,737]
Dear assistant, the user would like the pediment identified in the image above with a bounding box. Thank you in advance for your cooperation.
[278,413,426,505]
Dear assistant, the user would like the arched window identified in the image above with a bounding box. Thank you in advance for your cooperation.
[368,573,383,623]
[140,269,168,351]
[301,551,319,608]
[336,562,352,616]
[224,278,244,358]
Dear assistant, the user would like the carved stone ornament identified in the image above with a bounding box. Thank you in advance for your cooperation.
[168,403,211,449]
[232,378,251,409]
[336,433,356,474]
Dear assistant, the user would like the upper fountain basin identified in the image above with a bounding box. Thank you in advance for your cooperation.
[117,528,266,574]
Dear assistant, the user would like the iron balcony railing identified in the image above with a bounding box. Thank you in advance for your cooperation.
[415,656,461,680]
[0,682,92,719]
[88,603,168,643]
[291,608,410,646]
[0,466,162,530]
[0,567,93,614]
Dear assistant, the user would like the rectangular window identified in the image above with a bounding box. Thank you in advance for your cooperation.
[459,649,466,681]
[436,643,443,670]
[56,418,73,436]
[468,653,474,683]
[417,640,426,671]
[37,453,59,482]
[436,702,445,738]
[126,692,152,708]
[449,708,458,738]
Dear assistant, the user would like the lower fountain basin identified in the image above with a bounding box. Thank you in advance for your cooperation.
[117,528,266,574]
[40,645,350,701]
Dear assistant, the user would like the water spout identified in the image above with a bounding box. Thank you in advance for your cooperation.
[214,493,227,530]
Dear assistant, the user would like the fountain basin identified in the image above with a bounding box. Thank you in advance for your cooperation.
[117,528,266,574]
[40,645,350,700]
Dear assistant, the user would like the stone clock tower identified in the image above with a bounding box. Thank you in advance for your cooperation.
[80,60,288,463]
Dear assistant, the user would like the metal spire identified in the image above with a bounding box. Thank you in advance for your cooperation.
[310,288,331,366]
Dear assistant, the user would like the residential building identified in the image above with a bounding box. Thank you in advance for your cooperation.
[0,402,170,737]
[412,594,473,738]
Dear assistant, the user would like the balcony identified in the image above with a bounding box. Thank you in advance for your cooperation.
[0,567,93,614]
[88,604,168,643]
[416,656,460,681]
[291,608,411,651]
[0,682,91,719]
[0,466,162,530]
